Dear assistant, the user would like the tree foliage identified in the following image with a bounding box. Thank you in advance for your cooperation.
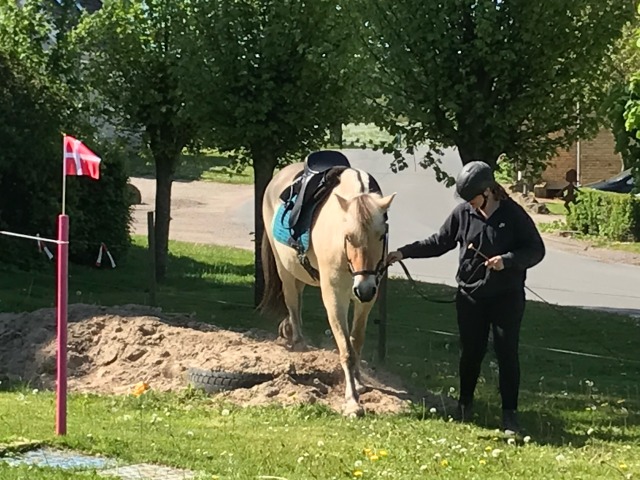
[0,0,131,268]
[73,0,201,281]
[359,0,635,182]
[605,11,640,190]
[185,0,368,303]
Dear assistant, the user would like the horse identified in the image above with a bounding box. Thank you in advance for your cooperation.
[258,151,396,417]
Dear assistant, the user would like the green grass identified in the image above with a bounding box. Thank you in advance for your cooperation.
[341,123,396,148]
[128,149,254,185]
[538,220,640,255]
[126,123,395,185]
[1,238,639,478]
[543,201,568,216]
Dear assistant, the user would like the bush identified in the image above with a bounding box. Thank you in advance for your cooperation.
[0,53,132,269]
[566,188,640,241]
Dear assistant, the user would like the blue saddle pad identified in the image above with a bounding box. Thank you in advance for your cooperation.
[273,197,311,252]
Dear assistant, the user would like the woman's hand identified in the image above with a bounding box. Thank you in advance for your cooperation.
[485,255,504,271]
[386,250,403,265]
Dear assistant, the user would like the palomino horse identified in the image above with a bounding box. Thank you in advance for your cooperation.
[258,151,395,417]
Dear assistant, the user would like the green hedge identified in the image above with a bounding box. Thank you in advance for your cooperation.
[0,52,132,269]
[566,188,640,242]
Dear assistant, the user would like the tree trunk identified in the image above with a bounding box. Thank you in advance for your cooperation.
[458,143,499,168]
[153,151,177,282]
[251,150,278,307]
[329,120,343,148]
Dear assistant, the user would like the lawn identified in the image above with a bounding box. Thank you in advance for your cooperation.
[126,123,395,185]
[128,149,254,185]
[0,238,638,479]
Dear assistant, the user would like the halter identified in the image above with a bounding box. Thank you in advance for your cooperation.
[344,224,389,286]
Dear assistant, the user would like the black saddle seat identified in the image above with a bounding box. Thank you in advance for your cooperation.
[304,150,351,175]
[279,150,351,240]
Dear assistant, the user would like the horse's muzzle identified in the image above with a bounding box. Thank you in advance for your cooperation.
[353,283,377,303]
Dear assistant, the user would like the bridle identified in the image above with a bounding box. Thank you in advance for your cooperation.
[344,224,389,286]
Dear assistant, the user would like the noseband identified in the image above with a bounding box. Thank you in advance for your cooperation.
[344,225,389,286]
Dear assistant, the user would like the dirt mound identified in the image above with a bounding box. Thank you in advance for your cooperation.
[0,304,450,415]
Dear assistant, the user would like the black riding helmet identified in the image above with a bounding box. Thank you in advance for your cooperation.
[456,161,496,201]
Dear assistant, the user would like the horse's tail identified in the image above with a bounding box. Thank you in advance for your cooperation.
[257,230,287,318]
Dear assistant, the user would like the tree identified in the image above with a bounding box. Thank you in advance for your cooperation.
[73,0,201,281]
[185,0,368,304]
[0,0,132,268]
[359,0,635,180]
[604,13,640,185]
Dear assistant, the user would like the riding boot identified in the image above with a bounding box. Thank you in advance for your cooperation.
[502,409,522,436]
[453,401,474,423]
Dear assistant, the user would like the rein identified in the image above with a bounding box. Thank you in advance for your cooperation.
[394,260,457,304]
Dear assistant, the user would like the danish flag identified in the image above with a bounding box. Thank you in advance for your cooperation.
[63,135,101,180]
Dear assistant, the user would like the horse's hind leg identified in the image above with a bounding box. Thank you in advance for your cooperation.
[351,299,375,394]
[276,270,306,351]
[321,278,363,417]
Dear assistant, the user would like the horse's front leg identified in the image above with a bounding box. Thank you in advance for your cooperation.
[351,297,376,394]
[321,277,363,417]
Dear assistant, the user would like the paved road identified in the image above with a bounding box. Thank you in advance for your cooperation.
[233,147,640,315]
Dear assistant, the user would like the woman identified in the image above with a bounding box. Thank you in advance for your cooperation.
[387,160,545,435]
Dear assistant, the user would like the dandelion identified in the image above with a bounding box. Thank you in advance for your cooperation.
[440,459,449,468]
[369,455,379,462]
[485,446,492,452]
[363,448,373,456]
[317,440,325,447]
[491,449,502,458]
[419,465,428,471]
[587,428,595,435]
[555,454,566,462]
[379,450,388,457]
[619,463,628,470]
[523,436,531,444]
[429,407,437,414]
[221,409,230,416]
[354,460,363,468]
[353,470,363,478]
[479,459,487,465]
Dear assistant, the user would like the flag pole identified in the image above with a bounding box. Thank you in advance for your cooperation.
[61,135,67,216]
[57,134,69,436]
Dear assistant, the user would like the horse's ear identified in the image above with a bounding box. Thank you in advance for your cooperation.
[334,193,350,212]
[376,192,396,211]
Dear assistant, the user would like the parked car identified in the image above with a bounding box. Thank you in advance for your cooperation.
[585,169,635,194]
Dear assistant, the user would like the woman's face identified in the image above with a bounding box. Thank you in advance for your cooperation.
[468,188,490,209]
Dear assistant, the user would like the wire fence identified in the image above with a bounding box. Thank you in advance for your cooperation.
[3,218,640,373]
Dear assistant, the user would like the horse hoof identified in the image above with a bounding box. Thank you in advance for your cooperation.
[275,336,290,347]
[343,402,365,418]
[278,320,293,340]
[291,342,309,352]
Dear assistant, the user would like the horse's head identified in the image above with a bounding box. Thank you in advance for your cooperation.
[334,191,396,303]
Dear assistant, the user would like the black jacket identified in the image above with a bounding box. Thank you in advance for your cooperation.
[398,198,546,298]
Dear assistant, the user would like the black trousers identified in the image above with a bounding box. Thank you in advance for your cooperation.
[455,288,526,411]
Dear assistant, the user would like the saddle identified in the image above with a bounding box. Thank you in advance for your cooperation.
[276,150,384,281]
[279,150,351,240]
